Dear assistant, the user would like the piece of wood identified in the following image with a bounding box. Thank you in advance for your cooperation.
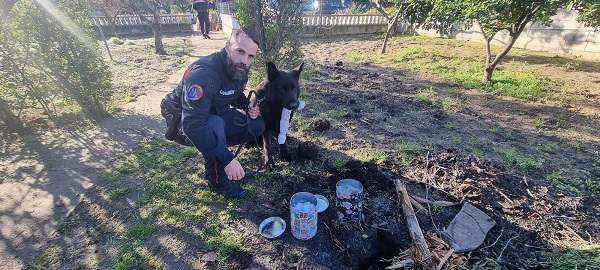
[410,194,461,206]
[393,179,434,268]
[436,248,454,270]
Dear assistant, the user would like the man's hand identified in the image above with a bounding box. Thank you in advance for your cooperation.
[224,158,245,181]
[248,102,260,119]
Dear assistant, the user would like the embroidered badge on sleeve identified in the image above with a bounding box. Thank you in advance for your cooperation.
[186,84,204,101]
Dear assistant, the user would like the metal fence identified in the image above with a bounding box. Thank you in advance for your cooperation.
[90,14,194,26]
[217,1,234,16]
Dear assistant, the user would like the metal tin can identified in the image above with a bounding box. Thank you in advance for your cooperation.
[335,179,363,223]
[290,192,318,240]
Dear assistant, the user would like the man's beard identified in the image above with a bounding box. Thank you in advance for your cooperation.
[226,56,249,80]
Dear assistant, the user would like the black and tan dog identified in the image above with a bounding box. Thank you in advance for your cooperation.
[252,61,304,170]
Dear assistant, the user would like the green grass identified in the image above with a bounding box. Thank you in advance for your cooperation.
[325,155,349,173]
[28,138,250,268]
[416,86,436,104]
[113,244,162,270]
[545,171,579,193]
[395,140,426,166]
[344,51,367,60]
[495,148,544,172]
[443,121,456,130]
[531,244,600,269]
[201,216,242,262]
[126,224,156,241]
[541,142,559,153]
[108,37,124,45]
[326,109,350,119]
[358,148,389,164]
[382,45,551,100]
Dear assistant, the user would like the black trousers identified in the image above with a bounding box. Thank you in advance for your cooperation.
[180,108,265,156]
[196,10,210,35]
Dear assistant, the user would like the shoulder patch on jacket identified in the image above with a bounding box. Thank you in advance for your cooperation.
[186,84,204,101]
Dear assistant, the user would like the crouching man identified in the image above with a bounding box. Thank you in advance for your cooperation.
[166,28,264,198]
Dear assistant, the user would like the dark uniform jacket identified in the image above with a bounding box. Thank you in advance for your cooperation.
[169,48,248,167]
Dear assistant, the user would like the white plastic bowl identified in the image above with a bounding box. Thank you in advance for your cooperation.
[259,217,286,238]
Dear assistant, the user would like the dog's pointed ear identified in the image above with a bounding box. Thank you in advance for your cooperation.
[293,62,304,78]
[266,61,279,82]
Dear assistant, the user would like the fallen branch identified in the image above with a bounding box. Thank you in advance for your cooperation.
[393,179,434,268]
[558,220,588,243]
[410,194,461,207]
[436,248,454,270]
[409,196,428,214]
[385,259,414,269]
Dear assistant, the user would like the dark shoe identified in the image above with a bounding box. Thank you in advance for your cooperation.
[203,34,211,39]
[208,178,245,198]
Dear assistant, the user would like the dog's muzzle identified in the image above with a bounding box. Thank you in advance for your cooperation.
[287,100,299,110]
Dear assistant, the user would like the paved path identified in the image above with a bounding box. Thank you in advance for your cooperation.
[0,31,227,270]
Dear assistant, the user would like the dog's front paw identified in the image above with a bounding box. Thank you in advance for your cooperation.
[264,159,276,171]
[281,152,293,162]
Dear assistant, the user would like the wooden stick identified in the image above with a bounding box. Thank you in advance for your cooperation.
[393,179,434,268]
[558,220,588,243]
[410,194,461,206]
[436,248,454,270]
[409,196,428,214]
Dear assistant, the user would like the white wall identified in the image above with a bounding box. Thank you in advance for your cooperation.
[407,10,600,60]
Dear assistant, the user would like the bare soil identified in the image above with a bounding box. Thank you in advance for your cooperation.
[3,33,599,269]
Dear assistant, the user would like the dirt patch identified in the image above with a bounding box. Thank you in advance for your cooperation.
[0,32,225,269]
[11,33,600,269]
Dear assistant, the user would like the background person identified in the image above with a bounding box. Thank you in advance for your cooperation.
[192,0,211,39]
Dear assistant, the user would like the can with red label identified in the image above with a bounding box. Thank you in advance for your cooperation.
[290,192,318,240]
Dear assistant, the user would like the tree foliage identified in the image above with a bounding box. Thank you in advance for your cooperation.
[0,0,112,128]
[569,0,600,28]
[233,0,305,71]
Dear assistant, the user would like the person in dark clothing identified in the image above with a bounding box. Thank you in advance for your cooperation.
[193,0,211,39]
[168,28,263,198]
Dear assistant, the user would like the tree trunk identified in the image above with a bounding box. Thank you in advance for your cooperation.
[98,5,122,38]
[380,9,402,54]
[255,0,269,59]
[0,97,24,130]
[127,0,166,55]
[144,0,166,55]
[0,0,19,18]
[478,5,539,82]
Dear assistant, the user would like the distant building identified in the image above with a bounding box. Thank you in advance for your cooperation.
[304,0,343,14]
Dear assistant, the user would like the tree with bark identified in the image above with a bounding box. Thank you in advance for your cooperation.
[121,0,167,55]
[423,0,565,82]
[371,0,433,54]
